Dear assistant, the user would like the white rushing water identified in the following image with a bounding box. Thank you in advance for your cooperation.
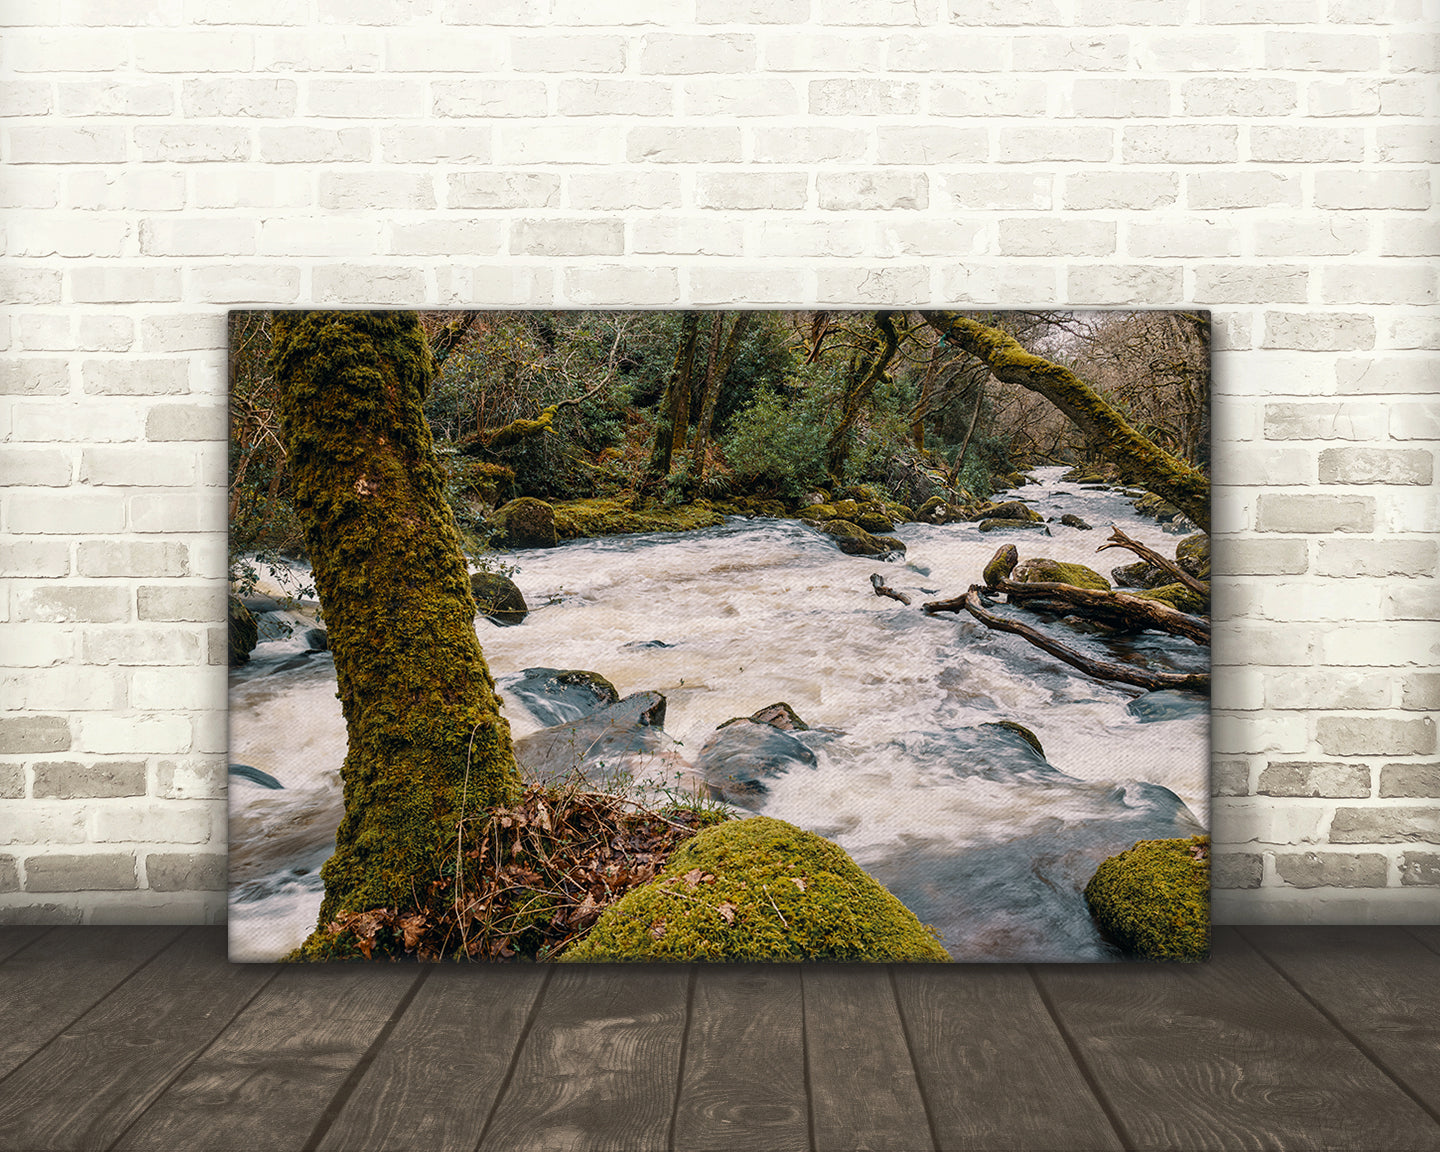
[228,467,1209,962]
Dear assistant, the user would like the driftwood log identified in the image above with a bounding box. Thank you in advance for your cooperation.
[1097,527,1209,597]
[992,579,1209,644]
[924,587,1210,693]
[870,573,912,605]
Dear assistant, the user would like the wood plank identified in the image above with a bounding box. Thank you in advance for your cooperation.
[1242,925,1440,1128]
[1410,926,1440,957]
[313,965,548,1152]
[478,964,690,1152]
[0,927,275,1152]
[112,962,424,1152]
[0,926,51,964]
[672,965,808,1152]
[891,964,1123,1152]
[803,965,934,1152]
[0,925,183,1080]
[1034,927,1440,1152]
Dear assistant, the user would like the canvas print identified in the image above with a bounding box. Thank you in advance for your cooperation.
[227,309,1211,964]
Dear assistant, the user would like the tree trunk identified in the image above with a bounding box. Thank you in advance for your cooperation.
[648,312,700,481]
[272,311,520,936]
[919,311,1210,533]
[824,311,901,481]
[691,311,753,478]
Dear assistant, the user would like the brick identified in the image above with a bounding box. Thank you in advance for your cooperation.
[136,585,223,623]
[94,804,212,845]
[1062,172,1176,211]
[1066,266,1182,305]
[146,403,225,442]
[1315,170,1431,211]
[146,853,226,892]
[33,761,145,799]
[1258,761,1370,798]
[1254,216,1369,257]
[319,173,435,211]
[1318,716,1435,757]
[631,219,745,256]
[1012,33,1129,71]
[1401,853,1440,886]
[190,170,309,211]
[1211,852,1263,889]
[307,78,425,118]
[822,0,939,22]
[1307,78,1382,117]
[511,219,624,257]
[1378,125,1440,165]
[0,542,72,579]
[1319,448,1432,485]
[181,78,296,118]
[388,221,502,257]
[1182,77,1295,116]
[82,627,203,666]
[1188,171,1299,209]
[1380,763,1439,798]
[1065,78,1169,118]
[1381,219,1440,259]
[316,0,443,23]
[1126,219,1239,259]
[1212,760,1250,797]
[0,446,71,484]
[1266,31,1382,71]
[129,493,219,534]
[1265,671,1391,711]
[942,264,1060,305]
[0,858,16,893]
[257,127,371,164]
[1255,494,1373,533]
[26,853,137,892]
[312,266,428,306]
[8,217,130,259]
[431,79,545,118]
[81,358,189,397]
[511,34,627,72]
[1323,265,1436,307]
[1275,852,1388,888]
[816,265,929,305]
[566,172,680,210]
[763,33,885,73]
[1122,124,1239,164]
[639,33,756,74]
[0,716,70,754]
[70,266,183,304]
[875,126,987,165]
[1389,402,1440,441]
[1265,401,1387,440]
[156,758,225,800]
[12,400,146,444]
[996,126,1114,163]
[874,220,985,258]
[1402,674,1440,711]
[1195,266,1308,304]
[489,123,623,163]
[1316,539,1436,578]
[6,125,126,164]
[0,268,63,305]
[688,267,805,306]
[0,79,53,114]
[1331,806,1440,844]
[138,219,256,259]
[563,266,680,306]
[557,79,674,117]
[1252,126,1365,163]
[447,171,560,210]
[18,666,128,711]
[134,126,250,163]
[947,173,1052,211]
[1219,797,1326,842]
[14,584,129,624]
[130,665,225,711]
[133,30,252,71]
[696,173,809,210]
[931,79,1048,117]
[817,172,927,211]
[809,78,923,116]
[998,219,1115,257]
[753,220,867,258]
[1136,32,1261,71]
[75,713,193,756]
[0,765,22,801]
[0,904,82,925]
[435,266,555,306]
[698,0,811,18]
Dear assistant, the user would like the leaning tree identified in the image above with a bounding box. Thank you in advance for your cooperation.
[271,311,521,943]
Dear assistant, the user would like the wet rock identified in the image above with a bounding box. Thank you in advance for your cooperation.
[983,544,1019,587]
[1013,558,1110,591]
[471,571,528,627]
[1059,513,1093,530]
[818,519,906,559]
[303,627,329,652]
[229,763,283,789]
[1126,689,1209,723]
[492,496,558,548]
[507,667,620,727]
[974,500,1041,523]
[1175,532,1210,579]
[978,518,1050,534]
[1110,561,1165,589]
[718,701,810,732]
[1084,836,1209,961]
[980,720,1044,758]
[696,719,818,810]
[229,596,258,666]
[854,503,895,534]
[511,691,685,788]
[621,639,674,650]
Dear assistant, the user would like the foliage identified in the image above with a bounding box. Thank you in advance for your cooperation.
[720,377,833,499]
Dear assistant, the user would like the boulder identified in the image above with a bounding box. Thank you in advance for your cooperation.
[228,596,258,666]
[818,520,906,559]
[983,544,1019,587]
[303,627,329,652]
[1059,513,1092,530]
[1013,558,1110,591]
[471,571,529,627]
[506,667,620,727]
[511,691,689,790]
[854,502,895,534]
[1132,582,1208,615]
[975,500,1041,523]
[696,719,817,810]
[492,496,558,548]
[980,719,1044,758]
[561,817,951,962]
[1126,690,1209,723]
[742,701,809,732]
[1083,836,1210,961]
[916,496,951,523]
[978,519,1050,534]
[1110,560,1165,589]
[1175,532,1210,580]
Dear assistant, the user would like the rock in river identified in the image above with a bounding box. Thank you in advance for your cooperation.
[696,719,818,810]
[505,667,620,727]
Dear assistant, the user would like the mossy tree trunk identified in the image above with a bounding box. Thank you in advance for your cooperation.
[272,311,520,934]
[824,311,901,482]
[690,311,753,482]
[919,311,1210,533]
[648,311,700,482]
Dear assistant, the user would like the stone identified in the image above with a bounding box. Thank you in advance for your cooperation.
[470,570,528,627]
[506,667,620,727]
[492,496,558,548]
[817,519,905,559]
[1083,836,1210,961]
[696,719,817,810]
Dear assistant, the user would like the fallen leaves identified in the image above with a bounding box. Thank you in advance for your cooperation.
[716,901,737,925]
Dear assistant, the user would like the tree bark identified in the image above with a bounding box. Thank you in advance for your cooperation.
[272,311,520,936]
[691,311,753,476]
[824,311,901,481]
[919,311,1210,533]
[648,312,700,481]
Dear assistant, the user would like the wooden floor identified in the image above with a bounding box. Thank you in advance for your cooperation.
[0,926,1436,1152]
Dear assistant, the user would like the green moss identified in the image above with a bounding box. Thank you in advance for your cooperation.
[983,544,1020,587]
[562,817,951,963]
[818,519,906,558]
[1175,532,1211,580]
[550,498,726,539]
[1084,836,1210,962]
[1013,558,1111,591]
[271,311,521,934]
[1132,582,1209,615]
[228,596,258,666]
[492,496,558,548]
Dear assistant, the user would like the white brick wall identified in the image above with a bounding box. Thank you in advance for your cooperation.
[1,1,1435,926]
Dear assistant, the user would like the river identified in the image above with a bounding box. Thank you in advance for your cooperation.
[228,467,1209,962]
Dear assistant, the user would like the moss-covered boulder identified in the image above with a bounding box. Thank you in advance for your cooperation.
[562,817,951,963]
[1110,560,1165,589]
[818,520,905,559]
[228,596,258,666]
[507,667,619,726]
[1059,513,1092,530]
[492,497,558,549]
[978,518,1049,534]
[1175,532,1211,580]
[1132,582,1209,615]
[974,500,1041,523]
[983,544,1020,587]
[916,496,951,523]
[854,503,895,534]
[1083,836,1210,961]
[718,701,809,732]
[980,719,1044,757]
[470,571,528,627]
[1013,558,1110,591]
[551,498,726,538]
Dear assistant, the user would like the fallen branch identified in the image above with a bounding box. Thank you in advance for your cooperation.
[460,378,610,456]
[870,573,912,605]
[1097,527,1208,597]
[995,579,1209,645]
[927,587,1210,693]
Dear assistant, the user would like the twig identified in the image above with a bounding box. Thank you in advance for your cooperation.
[1097,526,1208,596]
[762,884,789,928]
[870,573,912,605]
